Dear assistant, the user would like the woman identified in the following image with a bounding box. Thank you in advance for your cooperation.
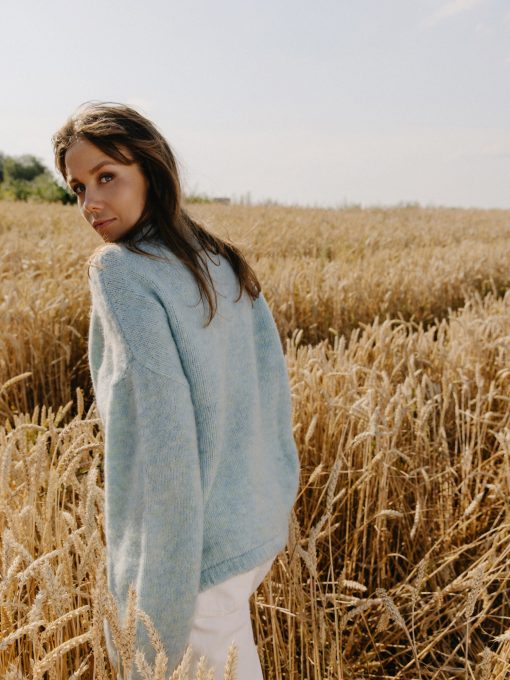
[52,101,301,679]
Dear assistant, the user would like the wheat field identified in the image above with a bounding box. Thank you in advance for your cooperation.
[1,199,510,679]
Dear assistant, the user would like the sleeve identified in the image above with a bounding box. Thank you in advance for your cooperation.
[87,247,203,678]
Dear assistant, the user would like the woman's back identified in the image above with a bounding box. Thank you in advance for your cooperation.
[87,239,300,674]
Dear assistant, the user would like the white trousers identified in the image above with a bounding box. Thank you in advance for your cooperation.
[185,553,278,680]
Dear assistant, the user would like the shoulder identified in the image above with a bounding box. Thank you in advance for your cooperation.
[87,243,188,381]
[87,243,132,283]
[87,243,159,310]
[88,241,177,286]
[88,243,141,274]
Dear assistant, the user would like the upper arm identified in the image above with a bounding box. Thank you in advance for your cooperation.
[88,246,188,385]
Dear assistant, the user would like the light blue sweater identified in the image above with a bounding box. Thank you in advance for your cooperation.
[87,238,301,677]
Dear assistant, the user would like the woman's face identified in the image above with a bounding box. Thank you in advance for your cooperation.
[65,137,149,242]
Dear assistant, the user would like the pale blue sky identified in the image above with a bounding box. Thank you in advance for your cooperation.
[2,0,509,208]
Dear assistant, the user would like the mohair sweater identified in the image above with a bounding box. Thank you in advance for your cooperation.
[87,238,301,678]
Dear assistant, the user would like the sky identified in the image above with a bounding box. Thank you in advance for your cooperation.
[1,0,509,209]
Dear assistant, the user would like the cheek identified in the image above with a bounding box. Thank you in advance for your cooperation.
[114,178,142,205]
[137,178,149,207]
[129,182,148,215]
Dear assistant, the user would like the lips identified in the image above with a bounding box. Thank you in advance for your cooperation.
[93,218,115,229]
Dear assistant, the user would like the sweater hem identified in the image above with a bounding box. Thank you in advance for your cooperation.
[199,530,289,592]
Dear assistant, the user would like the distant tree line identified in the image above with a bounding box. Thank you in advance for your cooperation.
[0,151,235,206]
[0,152,76,204]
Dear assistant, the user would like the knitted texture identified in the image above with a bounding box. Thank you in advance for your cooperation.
[87,239,301,677]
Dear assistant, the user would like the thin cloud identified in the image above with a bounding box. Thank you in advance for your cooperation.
[424,0,485,27]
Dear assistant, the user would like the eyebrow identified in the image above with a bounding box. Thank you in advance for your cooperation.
[67,160,115,185]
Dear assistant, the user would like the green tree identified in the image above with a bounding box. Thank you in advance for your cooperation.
[0,151,76,204]
[3,154,46,182]
[31,171,76,204]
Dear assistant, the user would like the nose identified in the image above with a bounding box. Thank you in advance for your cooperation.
[82,186,104,215]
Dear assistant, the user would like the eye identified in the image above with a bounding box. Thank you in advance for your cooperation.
[99,172,113,184]
[71,173,113,195]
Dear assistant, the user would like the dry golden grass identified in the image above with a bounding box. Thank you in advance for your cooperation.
[1,199,510,678]
[2,200,510,422]
[0,395,232,680]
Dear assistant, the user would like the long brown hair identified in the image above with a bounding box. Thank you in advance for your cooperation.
[51,100,261,326]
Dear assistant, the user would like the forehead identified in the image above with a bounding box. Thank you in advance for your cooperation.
[65,139,127,181]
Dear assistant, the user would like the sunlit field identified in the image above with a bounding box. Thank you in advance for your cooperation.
[1,199,510,679]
